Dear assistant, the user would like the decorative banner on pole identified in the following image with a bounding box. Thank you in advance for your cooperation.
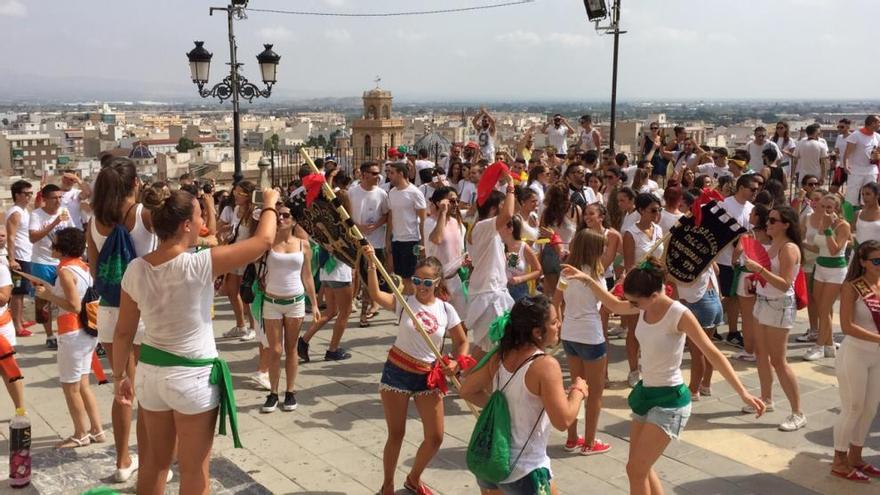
[289,188,360,270]
[665,200,747,284]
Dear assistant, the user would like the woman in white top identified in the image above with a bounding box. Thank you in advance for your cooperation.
[553,229,612,456]
[113,188,279,494]
[732,205,772,363]
[86,158,158,481]
[562,259,764,495]
[742,205,807,432]
[425,186,467,317]
[259,205,319,414]
[527,165,549,219]
[217,181,258,340]
[831,240,880,482]
[461,295,587,495]
[540,183,581,298]
[584,203,622,351]
[502,216,542,303]
[364,248,468,495]
[622,193,664,388]
[34,228,103,449]
[853,182,880,246]
[515,188,540,245]
[802,194,850,362]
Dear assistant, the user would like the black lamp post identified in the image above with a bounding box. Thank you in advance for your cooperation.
[186,1,280,184]
[584,0,624,151]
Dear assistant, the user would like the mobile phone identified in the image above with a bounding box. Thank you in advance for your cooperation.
[252,190,263,204]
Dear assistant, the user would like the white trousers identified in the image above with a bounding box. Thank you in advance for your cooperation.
[833,336,880,451]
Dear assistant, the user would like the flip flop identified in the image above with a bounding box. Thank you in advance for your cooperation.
[56,434,91,449]
[359,320,371,328]
[365,310,379,320]
[89,430,107,443]
[831,468,870,483]
[855,463,880,478]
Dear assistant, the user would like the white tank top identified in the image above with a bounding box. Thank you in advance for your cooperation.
[562,270,603,345]
[53,263,92,321]
[494,351,551,484]
[635,301,687,387]
[505,242,527,278]
[264,245,305,297]
[756,247,797,298]
[626,223,664,262]
[4,206,32,261]
[579,129,597,151]
[813,230,847,258]
[856,217,880,246]
[91,204,157,257]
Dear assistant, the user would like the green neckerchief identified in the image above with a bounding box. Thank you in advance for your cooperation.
[139,344,242,448]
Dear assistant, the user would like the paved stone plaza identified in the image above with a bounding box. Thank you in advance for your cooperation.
[0,297,877,494]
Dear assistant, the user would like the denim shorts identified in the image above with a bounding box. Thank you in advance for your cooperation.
[754,294,796,329]
[540,246,561,275]
[562,340,607,361]
[682,288,723,329]
[632,403,692,439]
[508,283,530,302]
[11,260,32,295]
[476,469,552,494]
[391,241,419,279]
[379,360,435,396]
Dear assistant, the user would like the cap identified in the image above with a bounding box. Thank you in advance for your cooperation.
[465,141,479,149]
[324,156,337,164]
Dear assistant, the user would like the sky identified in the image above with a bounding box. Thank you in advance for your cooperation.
[1,0,877,102]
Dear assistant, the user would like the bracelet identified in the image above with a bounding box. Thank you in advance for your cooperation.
[824,227,833,236]
[260,207,278,218]
[112,374,125,381]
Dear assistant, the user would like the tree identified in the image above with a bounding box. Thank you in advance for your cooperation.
[176,137,201,153]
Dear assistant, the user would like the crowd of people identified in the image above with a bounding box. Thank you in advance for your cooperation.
[0,112,879,494]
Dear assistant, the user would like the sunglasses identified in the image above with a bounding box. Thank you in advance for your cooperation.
[364,170,381,176]
[767,217,783,224]
[867,258,880,266]
[278,212,292,220]
[649,126,659,130]
[411,276,439,287]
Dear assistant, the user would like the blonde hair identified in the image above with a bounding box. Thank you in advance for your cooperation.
[566,229,605,279]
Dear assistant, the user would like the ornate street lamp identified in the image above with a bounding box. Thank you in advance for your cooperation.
[185,1,281,184]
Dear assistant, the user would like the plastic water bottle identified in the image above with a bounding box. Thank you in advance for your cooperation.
[9,408,31,488]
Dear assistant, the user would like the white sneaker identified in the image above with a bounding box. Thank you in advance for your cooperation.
[239,328,256,342]
[222,326,246,339]
[779,412,807,432]
[734,351,756,362]
[608,326,627,339]
[627,370,641,388]
[795,328,818,343]
[824,345,836,358]
[802,346,824,361]
[743,400,774,414]
[167,469,174,482]
[114,455,139,482]
[251,371,271,391]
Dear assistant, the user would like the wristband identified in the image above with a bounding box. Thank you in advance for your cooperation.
[260,207,278,218]
[824,228,833,236]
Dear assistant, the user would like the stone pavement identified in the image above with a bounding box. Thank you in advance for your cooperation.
[0,297,876,494]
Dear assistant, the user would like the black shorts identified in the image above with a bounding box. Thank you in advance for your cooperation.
[11,260,32,296]
[391,241,419,279]
[718,264,735,297]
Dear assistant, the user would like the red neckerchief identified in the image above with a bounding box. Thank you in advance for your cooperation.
[852,277,880,334]
[859,127,875,136]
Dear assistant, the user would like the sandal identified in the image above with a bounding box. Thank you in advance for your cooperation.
[831,468,870,483]
[359,320,372,328]
[365,310,379,320]
[89,430,107,443]
[404,477,434,495]
[855,463,880,478]
[56,434,91,449]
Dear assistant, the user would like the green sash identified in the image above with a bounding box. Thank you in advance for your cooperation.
[627,381,690,416]
[139,344,242,448]
[815,256,848,268]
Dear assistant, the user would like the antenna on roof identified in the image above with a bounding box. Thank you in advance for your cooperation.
[374,75,381,88]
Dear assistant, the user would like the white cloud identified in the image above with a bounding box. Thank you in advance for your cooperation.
[495,30,543,46]
[706,32,737,45]
[545,33,592,48]
[395,29,429,42]
[258,26,294,41]
[324,28,351,43]
[645,27,698,43]
[496,31,593,48]
[323,0,346,6]
[0,0,26,17]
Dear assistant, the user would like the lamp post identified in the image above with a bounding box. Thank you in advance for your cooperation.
[186,0,280,184]
[584,0,625,151]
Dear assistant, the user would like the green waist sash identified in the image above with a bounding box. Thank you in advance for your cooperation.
[139,344,242,448]
[815,256,848,268]
[263,294,305,305]
[627,381,691,416]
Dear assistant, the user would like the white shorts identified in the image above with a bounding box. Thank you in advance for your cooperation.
[465,290,514,352]
[135,362,220,415]
[0,320,16,347]
[262,297,306,320]
[735,271,755,298]
[97,306,145,345]
[58,330,98,384]
[813,265,847,284]
[754,295,797,330]
[845,172,879,206]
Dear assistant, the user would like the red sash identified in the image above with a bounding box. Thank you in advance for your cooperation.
[852,278,880,333]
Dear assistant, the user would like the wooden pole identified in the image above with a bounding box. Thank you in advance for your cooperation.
[298,149,478,417]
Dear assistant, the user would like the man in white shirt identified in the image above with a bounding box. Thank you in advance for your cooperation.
[716,175,758,352]
[564,163,597,209]
[792,124,828,183]
[414,148,435,186]
[696,147,733,179]
[348,161,389,322]
[439,144,462,173]
[386,161,427,294]
[843,115,880,206]
[59,170,91,230]
[472,107,496,161]
[542,114,574,157]
[28,184,73,349]
[5,180,34,338]
[746,127,782,174]
[577,114,602,152]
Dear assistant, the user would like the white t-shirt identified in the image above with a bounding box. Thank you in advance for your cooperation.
[561,271,603,345]
[696,163,732,179]
[638,180,660,196]
[717,196,753,266]
[622,165,638,186]
[478,129,496,159]
[835,133,849,162]
[393,296,460,364]
[547,126,569,155]
[746,140,782,173]
[771,137,796,163]
[620,210,640,234]
[29,208,73,265]
[793,139,828,177]
[676,269,718,304]
[5,206,32,261]
[414,159,435,186]
[468,217,508,295]
[845,130,880,174]
[659,209,683,234]
[122,250,217,359]
[458,181,478,205]
[388,183,426,242]
[61,189,84,230]
[319,257,353,283]
[348,185,389,249]
[672,151,697,176]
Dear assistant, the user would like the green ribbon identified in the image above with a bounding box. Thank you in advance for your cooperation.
[815,256,848,268]
[637,260,655,271]
[251,282,265,322]
[139,344,242,448]
[458,266,470,300]
[487,310,511,344]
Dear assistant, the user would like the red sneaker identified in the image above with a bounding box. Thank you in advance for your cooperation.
[857,463,880,478]
[403,477,434,495]
[564,436,585,453]
[22,320,36,328]
[580,439,612,456]
[15,328,33,337]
